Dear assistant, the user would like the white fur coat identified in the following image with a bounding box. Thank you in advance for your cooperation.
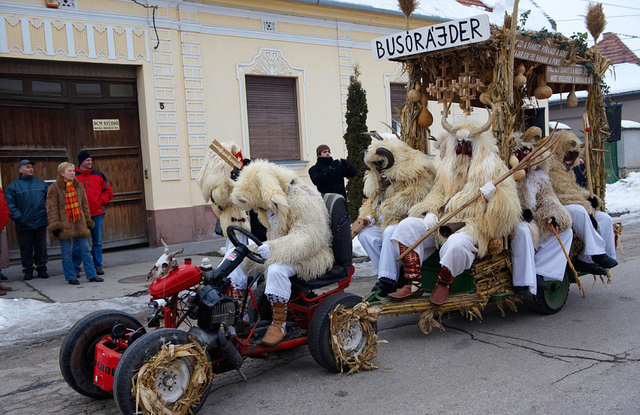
[409,123,521,257]
[195,142,250,237]
[231,160,333,281]
[358,138,436,230]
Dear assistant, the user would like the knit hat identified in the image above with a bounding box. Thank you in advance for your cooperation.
[78,150,92,166]
[316,144,330,157]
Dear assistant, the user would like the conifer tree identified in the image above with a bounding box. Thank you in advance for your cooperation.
[343,65,370,220]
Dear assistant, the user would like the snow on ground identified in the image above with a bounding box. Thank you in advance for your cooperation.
[606,172,640,225]
[0,297,147,349]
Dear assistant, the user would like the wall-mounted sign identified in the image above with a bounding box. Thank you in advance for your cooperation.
[92,119,120,131]
[546,64,591,85]
[371,15,491,61]
[514,35,569,66]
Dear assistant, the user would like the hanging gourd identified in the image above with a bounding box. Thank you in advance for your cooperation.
[533,73,553,100]
[566,85,578,107]
[513,63,527,87]
[407,82,421,102]
[417,82,433,128]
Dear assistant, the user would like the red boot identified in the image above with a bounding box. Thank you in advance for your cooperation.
[388,243,423,301]
[430,266,454,305]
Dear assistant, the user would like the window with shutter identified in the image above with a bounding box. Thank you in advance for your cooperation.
[245,76,300,160]
[390,83,406,133]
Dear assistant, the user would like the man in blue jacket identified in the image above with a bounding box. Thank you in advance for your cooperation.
[5,160,49,280]
[309,144,357,199]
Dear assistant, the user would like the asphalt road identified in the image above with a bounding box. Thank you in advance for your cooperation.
[1,225,639,415]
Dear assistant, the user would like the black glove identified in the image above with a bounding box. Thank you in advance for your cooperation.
[340,158,349,167]
[52,229,62,237]
[522,209,533,223]
[230,167,241,181]
[549,216,558,229]
[587,196,599,209]
[330,159,340,168]
[589,214,599,231]
[243,158,252,167]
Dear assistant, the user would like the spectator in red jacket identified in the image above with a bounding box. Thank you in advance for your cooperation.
[72,150,113,276]
[0,186,13,294]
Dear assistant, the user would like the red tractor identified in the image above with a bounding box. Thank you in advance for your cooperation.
[59,194,374,414]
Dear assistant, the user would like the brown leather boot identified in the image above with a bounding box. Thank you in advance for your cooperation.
[261,302,287,346]
[430,266,455,305]
[388,243,423,301]
[0,284,12,292]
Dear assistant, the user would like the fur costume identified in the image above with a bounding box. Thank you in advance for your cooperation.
[548,131,598,214]
[358,138,436,230]
[512,127,572,248]
[409,115,521,257]
[231,160,333,281]
[195,142,250,237]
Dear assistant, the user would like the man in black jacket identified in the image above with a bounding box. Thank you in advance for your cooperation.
[309,144,357,199]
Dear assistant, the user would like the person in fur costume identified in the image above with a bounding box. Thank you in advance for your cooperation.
[509,127,573,295]
[231,160,333,346]
[548,131,617,274]
[391,111,521,304]
[196,142,266,317]
[356,137,436,295]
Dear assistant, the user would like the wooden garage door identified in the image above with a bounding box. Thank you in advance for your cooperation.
[0,60,146,258]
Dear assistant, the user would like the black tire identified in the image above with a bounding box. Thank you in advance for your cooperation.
[59,309,144,399]
[532,273,570,315]
[113,329,212,415]
[308,293,375,373]
[247,281,271,322]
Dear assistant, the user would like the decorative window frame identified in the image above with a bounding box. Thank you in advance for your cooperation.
[236,47,309,165]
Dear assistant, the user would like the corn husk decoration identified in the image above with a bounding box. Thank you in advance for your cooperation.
[586,2,607,43]
[398,0,419,31]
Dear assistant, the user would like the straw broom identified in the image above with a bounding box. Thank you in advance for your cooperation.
[397,122,561,261]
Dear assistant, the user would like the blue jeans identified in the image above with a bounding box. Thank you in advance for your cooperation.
[62,238,97,281]
[73,214,104,271]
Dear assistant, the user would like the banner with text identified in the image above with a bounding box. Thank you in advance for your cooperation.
[371,15,491,61]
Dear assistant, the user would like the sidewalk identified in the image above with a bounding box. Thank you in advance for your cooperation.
[0,237,228,303]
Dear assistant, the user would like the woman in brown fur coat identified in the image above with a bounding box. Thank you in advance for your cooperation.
[47,162,101,285]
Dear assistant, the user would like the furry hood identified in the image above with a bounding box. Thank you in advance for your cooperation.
[511,126,550,173]
[196,141,241,207]
[231,160,299,226]
[552,130,584,171]
[363,138,434,183]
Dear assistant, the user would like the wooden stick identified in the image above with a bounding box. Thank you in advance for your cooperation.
[582,113,594,197]
[549,223,584,298]
[208,139,243,169]
[507,0,519,107]
[397,127,560,262]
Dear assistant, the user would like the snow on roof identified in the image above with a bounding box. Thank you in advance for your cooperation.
[622,120,640,129]
[549,121,571,130]
[550,62,640,103]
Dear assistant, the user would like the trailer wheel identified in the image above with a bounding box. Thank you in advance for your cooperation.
[113,329,212,415]
[59,309,144,399]
[532,274,570,315]
[308,293,375,373]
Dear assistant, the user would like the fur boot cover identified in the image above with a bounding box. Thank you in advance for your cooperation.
[196,142,250,237]
[512,127,572,248]
[231,160,333,281]
[358,138,436,230]
[548,131,599,214]
[409,115,521,257]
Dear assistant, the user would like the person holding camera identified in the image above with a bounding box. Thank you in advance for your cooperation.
[309,144,357,199]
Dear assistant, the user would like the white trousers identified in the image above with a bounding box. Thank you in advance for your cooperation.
[391,217,477,277]
[358,224,401,282]
[564,205,616,263]
[227,236,251,290]
[511,224,573,295]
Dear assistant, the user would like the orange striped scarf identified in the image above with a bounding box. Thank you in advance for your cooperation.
[65,181,82,222]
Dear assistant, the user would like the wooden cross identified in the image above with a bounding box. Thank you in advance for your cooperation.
[426,62,455,116]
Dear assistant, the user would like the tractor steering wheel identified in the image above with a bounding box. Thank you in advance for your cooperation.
[226,225,266,264]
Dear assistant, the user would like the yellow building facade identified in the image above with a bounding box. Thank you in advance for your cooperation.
[0,0,446,252]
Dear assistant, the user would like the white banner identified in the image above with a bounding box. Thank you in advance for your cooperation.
[371,15,491,61]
